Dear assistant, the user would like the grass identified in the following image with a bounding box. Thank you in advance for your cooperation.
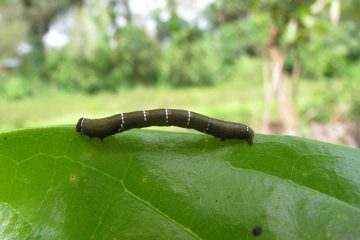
[0,78,264,132]
[0,70,358,145]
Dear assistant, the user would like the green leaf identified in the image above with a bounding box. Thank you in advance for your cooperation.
[1,126,360,239]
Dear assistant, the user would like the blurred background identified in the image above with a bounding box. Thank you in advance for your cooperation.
[0,0,359,147]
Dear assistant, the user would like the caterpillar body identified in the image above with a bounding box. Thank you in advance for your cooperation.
[76,109,254,145]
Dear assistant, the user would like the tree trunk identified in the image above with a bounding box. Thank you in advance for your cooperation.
[122,0,132,24]
[28,20,47,68]
[262,26,298,134]
[291,59,301,102]
[21,1,50,72]
[330,0,340,25]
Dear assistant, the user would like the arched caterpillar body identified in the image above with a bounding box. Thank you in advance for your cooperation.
[76,109,254,145]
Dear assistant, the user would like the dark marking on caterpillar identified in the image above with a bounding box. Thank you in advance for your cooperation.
[252,226,262,236]
[76,109,254,145]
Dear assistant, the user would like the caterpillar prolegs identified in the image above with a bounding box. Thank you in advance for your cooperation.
[76,109,254,145]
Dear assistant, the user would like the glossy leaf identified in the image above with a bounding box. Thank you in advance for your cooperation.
[0,127,360,239]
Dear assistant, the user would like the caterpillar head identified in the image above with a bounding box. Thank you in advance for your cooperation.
[76,118,85,134]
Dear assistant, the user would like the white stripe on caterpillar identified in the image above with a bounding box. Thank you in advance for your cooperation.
[204,119,210,133]
[118,113,124,132]
[143,110,147,123]
[186,111,191,128]
[165,108,169,125]
[80,118,85,133]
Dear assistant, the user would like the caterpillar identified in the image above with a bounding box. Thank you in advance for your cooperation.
[76,109,254,145]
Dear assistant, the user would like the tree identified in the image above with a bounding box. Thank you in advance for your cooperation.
[0,1,27,59]
[20,0,83,73]
[108,0,132,36]
[257,0,350,133]
[206,0,334,133]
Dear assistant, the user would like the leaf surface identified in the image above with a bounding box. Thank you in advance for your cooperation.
[0,127,360,239]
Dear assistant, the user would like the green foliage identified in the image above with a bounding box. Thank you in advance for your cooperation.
[301,88,337,122]
[345,72,360,121]
[112,25,161,86]
[1,127,360,239]
[214,14,270,65]
[351,98,360,121]
[160,29,222,86]
[298,21,360,79]
[224,56,263,83]
[348,61,360,80]
[45,25,161,93]
[0,1,26,59]
[155,11,189,41]
[300,78,360,123]
[45,50,102,93]
[205,0,253,26]
[0,74,33,100]
[2,0,360,96]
